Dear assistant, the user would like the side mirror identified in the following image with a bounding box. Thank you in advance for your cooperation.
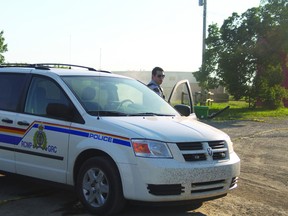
[174,104,191,116]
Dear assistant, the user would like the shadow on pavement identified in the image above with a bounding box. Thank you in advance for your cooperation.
[0,173,207,216]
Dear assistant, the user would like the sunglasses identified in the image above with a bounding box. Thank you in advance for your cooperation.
[157,74,165,78]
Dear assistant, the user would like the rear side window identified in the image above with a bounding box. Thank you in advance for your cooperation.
[0,73,27,112]
[24,76,71,116]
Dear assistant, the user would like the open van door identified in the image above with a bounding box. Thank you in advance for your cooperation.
[167,79,196,118]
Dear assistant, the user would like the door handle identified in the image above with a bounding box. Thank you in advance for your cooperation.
[2,118,13,124]
[17,121,30,126]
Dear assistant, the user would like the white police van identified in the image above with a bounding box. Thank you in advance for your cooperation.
[0,64,240,215]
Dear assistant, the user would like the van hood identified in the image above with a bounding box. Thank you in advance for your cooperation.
[103,116,230,142]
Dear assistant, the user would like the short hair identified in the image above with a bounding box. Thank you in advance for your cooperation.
[152,67,164,76]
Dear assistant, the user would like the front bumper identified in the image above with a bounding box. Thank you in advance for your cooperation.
[118,152,240,202]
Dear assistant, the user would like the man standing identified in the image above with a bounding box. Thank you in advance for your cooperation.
[147,67,165,99]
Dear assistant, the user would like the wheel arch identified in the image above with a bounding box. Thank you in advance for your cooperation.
[73,149,120,185]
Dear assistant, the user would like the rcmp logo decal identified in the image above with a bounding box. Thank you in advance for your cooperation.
[33,124,47,150]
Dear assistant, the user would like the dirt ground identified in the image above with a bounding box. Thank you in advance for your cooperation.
[0,117,287,216]
[198,118,288,216]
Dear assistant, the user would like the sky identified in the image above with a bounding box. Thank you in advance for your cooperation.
[1,0,261,72]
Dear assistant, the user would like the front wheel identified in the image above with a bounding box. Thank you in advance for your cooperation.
[76,157,126,215]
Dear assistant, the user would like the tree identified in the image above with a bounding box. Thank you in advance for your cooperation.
[195,0,288,108]
[252,0,288,108]
[0,30,8,64]
[194,24,222,90]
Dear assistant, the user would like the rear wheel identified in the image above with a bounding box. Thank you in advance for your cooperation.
[76,157,126,215]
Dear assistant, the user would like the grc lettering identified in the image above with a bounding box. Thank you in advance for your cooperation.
[47,145,57,153]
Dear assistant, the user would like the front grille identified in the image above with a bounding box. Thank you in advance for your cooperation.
[176,141,228,162]
[147,184,184,196]
[147,180,229,196]
[213,152,227,160]
[209,141,225,149]
[183,153,206,161]
[191,179,226,193]
[177,142,203,150]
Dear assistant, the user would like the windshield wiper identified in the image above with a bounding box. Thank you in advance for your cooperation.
[88,111,128,116]
[128,112,175,116]
[88,111,175,117]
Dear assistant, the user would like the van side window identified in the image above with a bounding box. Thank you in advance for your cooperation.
[25,76,71,117]
[0,73,27,112]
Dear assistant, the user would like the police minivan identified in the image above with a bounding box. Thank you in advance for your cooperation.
[0,64,240,215]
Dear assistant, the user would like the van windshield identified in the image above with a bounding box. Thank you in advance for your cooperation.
[62,76,179,116]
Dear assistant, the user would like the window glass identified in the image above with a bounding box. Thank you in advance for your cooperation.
[25,76,70,116]
[0,73,27,112]
[169,83,191,107]
[63,76,178,116]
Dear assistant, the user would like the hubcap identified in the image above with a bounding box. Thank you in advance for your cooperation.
[82,168,109,207]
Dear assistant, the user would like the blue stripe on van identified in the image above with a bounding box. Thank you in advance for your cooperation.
[113,138,130,147]
[70,129,90,137]
[0,134,22,145]
[40,125,90,138]
[2,122,130,147]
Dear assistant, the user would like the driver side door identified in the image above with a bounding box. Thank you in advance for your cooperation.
[167,79,195,116]
[14,75,73,183]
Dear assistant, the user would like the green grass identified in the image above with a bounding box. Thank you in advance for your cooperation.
[205,100,288,120]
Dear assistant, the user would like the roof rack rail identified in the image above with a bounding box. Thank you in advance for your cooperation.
[34,63,97,71]
[0,63,50,70]
[0,63,111,73]
[0,63,35,67]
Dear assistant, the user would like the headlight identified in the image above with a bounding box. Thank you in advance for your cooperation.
[132,139,172,158]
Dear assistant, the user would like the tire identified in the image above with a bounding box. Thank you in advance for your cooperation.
[76,157,126,215]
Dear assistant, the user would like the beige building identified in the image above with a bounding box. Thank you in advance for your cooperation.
[113,70,200,98]
[113,70,228,104]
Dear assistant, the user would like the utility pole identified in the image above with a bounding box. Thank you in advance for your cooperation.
[200,0,206,65]
[199,0,207,105]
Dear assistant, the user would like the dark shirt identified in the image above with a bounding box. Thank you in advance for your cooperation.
[147,80,165,99]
